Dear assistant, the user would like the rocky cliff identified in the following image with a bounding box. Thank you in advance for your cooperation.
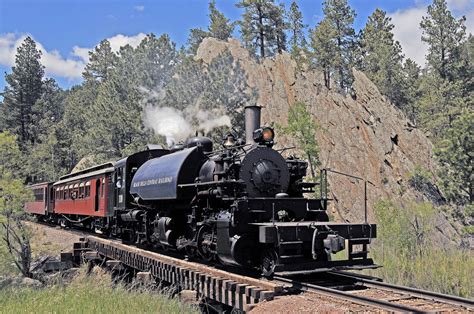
[196,38,462,245]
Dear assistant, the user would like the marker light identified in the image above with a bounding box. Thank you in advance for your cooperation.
[262,128,274,141]
[253,127,275,146]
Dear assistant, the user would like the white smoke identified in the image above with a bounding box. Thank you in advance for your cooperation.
[195,110,231,134]
[140,86,232,147]
[143,106,193,146]
[143,105,232,146]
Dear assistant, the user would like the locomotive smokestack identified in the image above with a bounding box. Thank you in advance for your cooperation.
[245,105,261,145]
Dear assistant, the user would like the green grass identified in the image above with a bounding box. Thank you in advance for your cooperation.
[0,268,197,314]
[367,244,473,298]
[364,200,474,299]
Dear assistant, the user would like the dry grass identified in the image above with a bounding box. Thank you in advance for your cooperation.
[365,200,473,298]
[0,267,197,314]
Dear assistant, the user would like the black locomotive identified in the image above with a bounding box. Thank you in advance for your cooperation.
[112,106,376,276]
[26,106,376,276]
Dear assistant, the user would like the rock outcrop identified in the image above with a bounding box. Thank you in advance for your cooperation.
[196,38,461,245]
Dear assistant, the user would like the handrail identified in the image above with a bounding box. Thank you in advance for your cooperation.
[320,168,374,224]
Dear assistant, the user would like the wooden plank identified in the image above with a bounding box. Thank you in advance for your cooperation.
[86,236,283,292]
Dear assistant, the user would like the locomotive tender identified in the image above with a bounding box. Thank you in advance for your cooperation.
[25,106,376,276]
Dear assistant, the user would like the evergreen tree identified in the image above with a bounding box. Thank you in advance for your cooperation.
[458,35,474,99]
[83,39,118,81]
[186,1,234,55]
[420,0,466,81]
[60,82,98,168]
[84,34,178,160]
[236,0,285,57]
[321,0,357,90]
[402,58,421,122]
[417,74,465,139]
[269,3,287,54]
[187,28,209,55]
[208,0,234,41]
[310,19,338,89]
[282,102,320,179]
[2,37,44,147]
[155,51,256,137]
[0,131,26,179]
[360,9,405,108]
[31,78,66,142]
[287,1,307,57]
[134,33,177,90]
[436,110,473,204]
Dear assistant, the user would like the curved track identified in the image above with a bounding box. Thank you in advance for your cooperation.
[30,221,474,312]
[275,271,474,313]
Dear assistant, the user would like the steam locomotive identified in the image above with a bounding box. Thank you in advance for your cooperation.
[25,106,376,276]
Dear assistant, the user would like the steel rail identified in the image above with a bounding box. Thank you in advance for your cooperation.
[329,271,474,310]
[273,276,424,313]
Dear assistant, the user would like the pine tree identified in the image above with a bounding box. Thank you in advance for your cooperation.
[154,51,256,139]
[83,39,118,81]
[236,0,282,57]
[458,35,474,99]
[31,78,66,143]
[402,58,421,122]
[84,34,178,160]
[134,33,177,90]
[269,3,287,54]
[436,110,473,204]
[187,28,209,55]
[310,19,338,89]
[420,0,466,81]
[2,37,44,148]
[360,9,406,108]
[208,0,234,41]
[187,1,234,55]
[321,0,356,91]
[61,82,98,167]
[287,1,307,57]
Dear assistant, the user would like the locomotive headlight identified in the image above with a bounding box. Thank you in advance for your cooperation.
[262,128,274,141]
[253,127,275,146]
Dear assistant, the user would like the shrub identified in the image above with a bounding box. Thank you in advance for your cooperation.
[368,200,473,298]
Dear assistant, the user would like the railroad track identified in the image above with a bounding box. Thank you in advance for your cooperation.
[30,221,474,313]
[274,271,474,313]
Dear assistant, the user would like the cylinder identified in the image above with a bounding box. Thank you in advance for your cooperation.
[245,105,261,145]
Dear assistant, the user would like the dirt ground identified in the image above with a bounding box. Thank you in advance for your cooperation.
[249,293,377,313]
[26,221,84,258]
[26,222,383,313]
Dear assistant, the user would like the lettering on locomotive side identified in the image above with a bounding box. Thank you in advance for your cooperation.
[132,176,173,188]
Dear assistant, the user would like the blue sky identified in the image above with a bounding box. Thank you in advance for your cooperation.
[0,0,472,91]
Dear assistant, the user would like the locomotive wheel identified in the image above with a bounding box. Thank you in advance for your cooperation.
[261,248,279,277]
[197,225,213,262]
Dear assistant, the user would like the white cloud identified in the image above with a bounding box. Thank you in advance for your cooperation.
[134,5,145,12]
[72,46,90,63]
[107,33,146,52]
[0,32,147,80]
[390,3,474,66]
[390,7,428,66]
[0,33,26,66]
